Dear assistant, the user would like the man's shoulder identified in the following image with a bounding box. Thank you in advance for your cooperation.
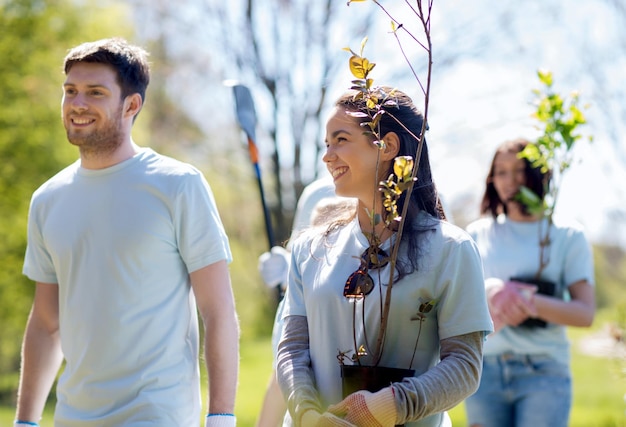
[32,160,81,198]
[140,148,202,177]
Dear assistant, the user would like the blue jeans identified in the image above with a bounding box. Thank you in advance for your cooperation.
[464,352,571,427]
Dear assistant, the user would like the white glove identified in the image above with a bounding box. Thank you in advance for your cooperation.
[14,422,39,427]
[205,413,236,427]
[258,246,290,288]
[300,409,355,426]
[328,388,397,427]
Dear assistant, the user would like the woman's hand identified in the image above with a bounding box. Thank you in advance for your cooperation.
[327,388,397,427]
[488,280,538,330]
[300,409,355,426]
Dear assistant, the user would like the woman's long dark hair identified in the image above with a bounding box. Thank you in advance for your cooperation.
[481,138,549,218]
[327,87,445,281]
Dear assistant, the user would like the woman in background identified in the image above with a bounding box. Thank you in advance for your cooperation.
[464,138,595,427]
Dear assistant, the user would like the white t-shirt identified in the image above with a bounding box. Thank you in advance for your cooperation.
[289,176,336,240]
[23,148,231,426]
[282,212,493,417]
[466,214,594,366]
[272,176,350,359]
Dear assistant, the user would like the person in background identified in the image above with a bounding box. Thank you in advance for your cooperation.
[463,138,595,427]
[255,176,354,427]
[276,87,493,426]
[14,38,239,427]
[291,176,338,235]
[256,175,338,314]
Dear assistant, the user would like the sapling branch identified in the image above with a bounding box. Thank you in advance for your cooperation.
[516,70,591,280]
[344,1,434,368]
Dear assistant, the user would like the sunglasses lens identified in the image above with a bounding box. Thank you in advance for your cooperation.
[344,270,374,298]
[361,247,389,269]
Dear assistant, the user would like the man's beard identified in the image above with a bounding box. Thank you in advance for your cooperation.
[66,106,124,158]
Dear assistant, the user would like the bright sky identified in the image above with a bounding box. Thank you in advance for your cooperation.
[140,0,626,248]
[337,0,626,248]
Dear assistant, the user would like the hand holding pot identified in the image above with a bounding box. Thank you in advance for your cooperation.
[327,388,397,427]
[300,409,355,426]
[487,278,538,329]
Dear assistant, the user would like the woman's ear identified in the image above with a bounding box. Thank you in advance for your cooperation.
[381,132,400,160]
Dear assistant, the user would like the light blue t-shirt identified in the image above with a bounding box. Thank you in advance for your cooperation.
[23,148,231,426]
[289,176,336,238]
[282,212,492,426]
[466,214,594,366]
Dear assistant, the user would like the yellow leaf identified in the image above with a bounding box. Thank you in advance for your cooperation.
[359,36,368,56]
[349,56,369,79]
[394,156,414,180]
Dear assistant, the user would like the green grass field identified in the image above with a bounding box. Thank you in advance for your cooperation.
[2,311,624,426]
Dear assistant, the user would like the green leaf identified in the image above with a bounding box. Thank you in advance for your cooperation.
[537,69,553,87]
[515,186,545,216]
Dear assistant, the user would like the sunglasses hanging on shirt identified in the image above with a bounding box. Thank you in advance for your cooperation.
[343,246,390,299]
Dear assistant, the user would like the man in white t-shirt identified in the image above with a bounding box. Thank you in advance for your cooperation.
[15,38,239,427]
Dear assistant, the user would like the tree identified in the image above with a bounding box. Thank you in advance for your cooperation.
[127,0,383,243]
[125,0,626,249]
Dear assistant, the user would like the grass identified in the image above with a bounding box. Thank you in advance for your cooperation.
[2,310,624,426]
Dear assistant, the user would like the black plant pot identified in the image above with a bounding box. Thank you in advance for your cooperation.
[341,364,415,427]
[510,276,556,328]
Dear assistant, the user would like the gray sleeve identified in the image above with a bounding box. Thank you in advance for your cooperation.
[392,331,484,424]
[276,315,322,422]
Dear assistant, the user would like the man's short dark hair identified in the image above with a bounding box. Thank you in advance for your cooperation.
[63,38,150,105]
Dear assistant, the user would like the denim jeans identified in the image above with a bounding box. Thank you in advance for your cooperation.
[464,352,571,427]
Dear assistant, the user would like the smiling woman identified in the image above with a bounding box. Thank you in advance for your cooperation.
[323,106,395,220]
[275,80,493,426]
